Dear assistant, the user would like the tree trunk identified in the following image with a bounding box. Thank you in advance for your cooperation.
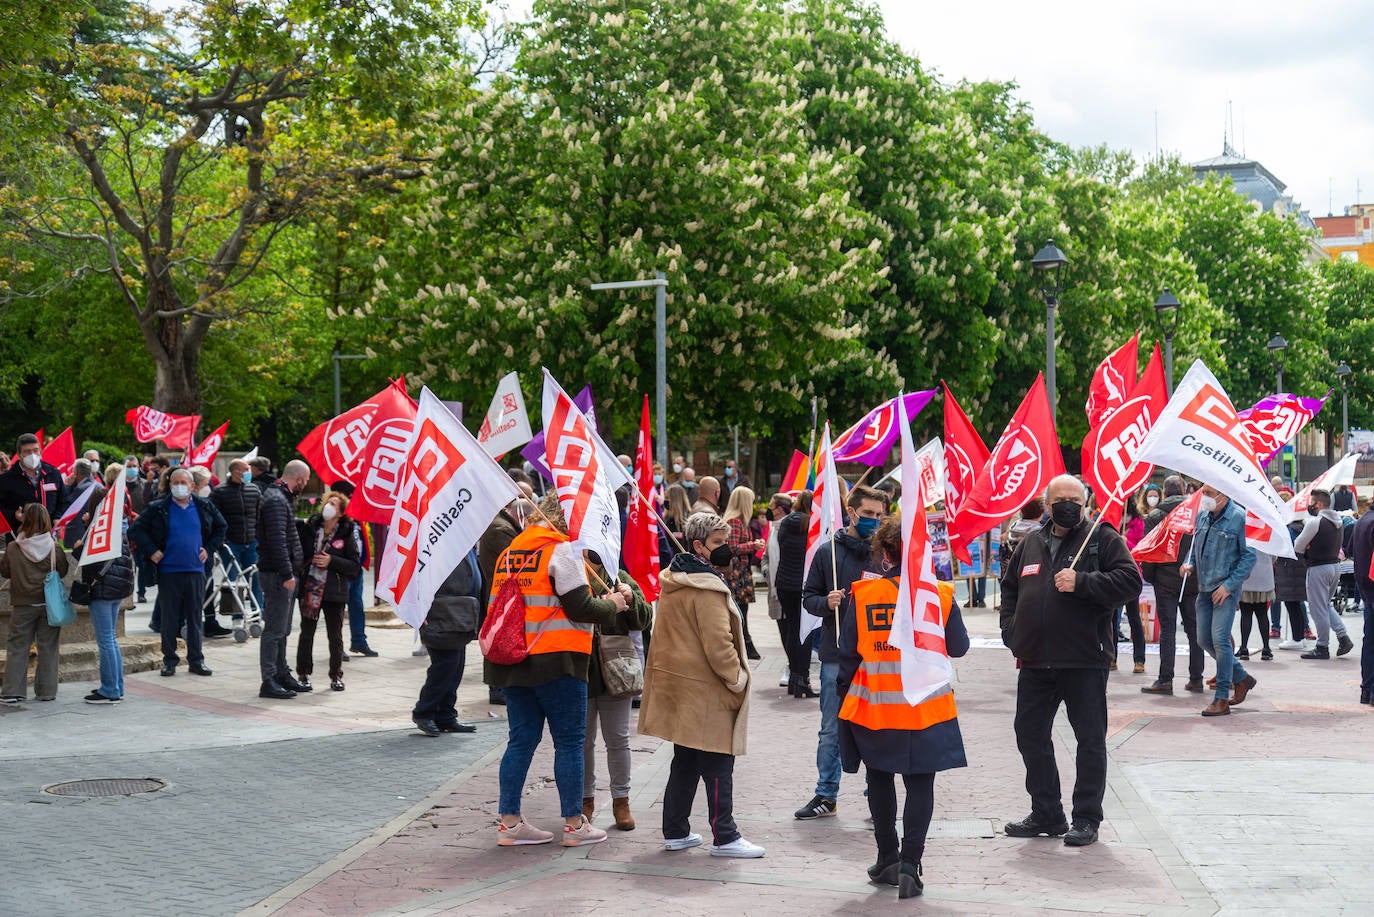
[141,278,203,415]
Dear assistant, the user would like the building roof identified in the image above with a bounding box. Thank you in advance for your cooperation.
[1316,215,1359,238]
[1191,143,1316,231]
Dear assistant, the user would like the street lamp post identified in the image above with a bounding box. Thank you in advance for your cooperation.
[1337,361,1352,455]
[1267,333,1289,478]
[332,347,368,415]
[1031,239,1069,422]
[590,272,669,469]
[1153,289,1181,393]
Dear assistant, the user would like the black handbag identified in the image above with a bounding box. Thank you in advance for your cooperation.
[69,559,111,606]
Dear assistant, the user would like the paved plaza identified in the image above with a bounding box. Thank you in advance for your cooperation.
[4,585,1374,916]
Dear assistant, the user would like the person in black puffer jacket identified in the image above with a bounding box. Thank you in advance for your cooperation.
[76,472,137,704]
[412,548,484,736]
[775,491,813,696]
[1139,476,1204,693]
[296,490,361,692]
[210,459,263,616]
[256,460,310,698]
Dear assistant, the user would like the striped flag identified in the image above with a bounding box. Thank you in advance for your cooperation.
[799,424,843,642]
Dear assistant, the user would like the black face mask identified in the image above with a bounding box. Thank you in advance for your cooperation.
[1051,500,1083,529]
[1308,505,1320,517]
[707,543,732,567]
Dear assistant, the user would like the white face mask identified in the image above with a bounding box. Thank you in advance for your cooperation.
[1199,496,1217,514]
[197,485,211,498]
[171,484,191,500]
[672,463,682,474]
[322,504,338,522]
[1146,495,1159,507]
[22,453,41,470]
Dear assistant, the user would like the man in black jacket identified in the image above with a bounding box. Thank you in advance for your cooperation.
[210,459,263,634]
[795,484,885,821]
[128,468,228,678]
[1140,475,1204,695]
[0,433,68,532]
[257,459,312,699]
[1353,507,1374,705]
[999,475,1140,848]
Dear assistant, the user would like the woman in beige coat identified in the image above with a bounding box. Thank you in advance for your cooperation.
[639,512,764,859]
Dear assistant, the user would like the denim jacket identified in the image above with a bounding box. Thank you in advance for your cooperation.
[1192,499,1256,595]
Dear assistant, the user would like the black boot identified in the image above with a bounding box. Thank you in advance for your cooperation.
[867,856,900,886]
[898,861,923,899]
[796,677,818,699]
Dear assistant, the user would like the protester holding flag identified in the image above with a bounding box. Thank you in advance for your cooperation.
[796,484,887,821]
[61,459,99,548]
[1350,506,1374,705]
[1293,489,1355,660]
[1183,485,1258,716]
[639,512,765,859]
[1139,477,1205,696]
[722,486,765,661]
[0,433,68,532]
[838,516,967,899]
[75,464,136,704]
[582,550,653,832]
[1000,475,1140,847]
[776,491,815,697]
[1,504,69,704]
[487,493,631,849]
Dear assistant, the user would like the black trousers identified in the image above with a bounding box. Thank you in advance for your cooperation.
[1156,590,1203,682]
[778,589,811,681]
[297,601,345,680]
[158,570,206,668]
[866,769,935,866]
[663,744,739,846]
[1014,667,1108,826]
[413,644,467,725]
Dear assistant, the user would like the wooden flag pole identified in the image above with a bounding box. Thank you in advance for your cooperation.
[1068,460,1141,571]
[526,498,617,594]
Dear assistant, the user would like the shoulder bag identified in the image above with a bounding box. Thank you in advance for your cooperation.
[44,545,77,627]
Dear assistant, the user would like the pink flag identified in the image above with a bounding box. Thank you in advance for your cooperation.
[888,392,953,704]
[832,391,938,465]
[1238,392,1329,466]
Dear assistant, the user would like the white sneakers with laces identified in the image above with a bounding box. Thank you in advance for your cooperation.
[664,833,703,851]
[710,837,766,858]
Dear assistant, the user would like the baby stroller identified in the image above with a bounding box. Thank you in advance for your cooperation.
[1335,559,1359,617]
[205,550,264,642]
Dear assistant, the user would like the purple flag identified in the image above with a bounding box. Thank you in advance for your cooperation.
[1237,391,1330,466]
[832,390,938,465]
[521,385,596,482]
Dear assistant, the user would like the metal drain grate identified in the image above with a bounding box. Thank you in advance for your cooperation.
[43,777,168,798]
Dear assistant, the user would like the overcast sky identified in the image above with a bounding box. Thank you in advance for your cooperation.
[875,0,1374,217]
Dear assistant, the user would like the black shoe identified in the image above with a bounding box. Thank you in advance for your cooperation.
[1337,635,1355,656]
[331,678,345,692]
[1064,821,1099,847]
[189,664,213,676]
[259,680,296,699]
[1235,648,1250,660]
[84,692,120,705]
[1261,650,1274,661]
[203,620,233,639]
[631,696,641,709]
[867,858,900,885]
[1184,679,1205,693]
[436,721,477,733]
[412,716,440,737]
[1004,814,1068,838]
[160,664,175,677]
[350,645,379,657]
[1361,690,1371,705]
[1301,645,1331,660]
[898,861,924,899]
[280,675,313,693]
[746,646,762,661]
[794,795,837,819]
[488,687,507,706]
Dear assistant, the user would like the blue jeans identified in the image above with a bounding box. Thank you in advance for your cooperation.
[89,598,124,699]
[816,660,842,799]
[499,675,588,818]
[347,573,369,648]
[220,541,263,613]
[1196,590,1248,700]
[1360,584,1374,694]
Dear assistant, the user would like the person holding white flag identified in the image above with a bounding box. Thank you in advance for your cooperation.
[74,464,137,704]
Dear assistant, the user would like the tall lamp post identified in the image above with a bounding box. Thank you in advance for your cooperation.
[332,346,368,415]
[590,272,669,469]
[1153,289,1181,393]
[1337,361,1352,455]
[1031,239,1069,422]
[1267,333,1288,479]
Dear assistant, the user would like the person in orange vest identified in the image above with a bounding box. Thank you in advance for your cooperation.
[837,515,969,900]
[485,493,631,849]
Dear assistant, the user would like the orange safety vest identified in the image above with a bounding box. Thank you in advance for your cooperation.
[487,526,594,657]
[839,576,956,732]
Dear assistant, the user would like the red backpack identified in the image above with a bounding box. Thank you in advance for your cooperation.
[479,556,528,665]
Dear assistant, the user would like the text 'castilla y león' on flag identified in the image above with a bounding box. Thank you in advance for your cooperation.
[375,387,521,629]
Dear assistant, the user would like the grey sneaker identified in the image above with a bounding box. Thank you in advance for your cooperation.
[794,795,837,819]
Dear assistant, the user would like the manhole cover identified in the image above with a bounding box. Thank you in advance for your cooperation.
[43,778,168,798]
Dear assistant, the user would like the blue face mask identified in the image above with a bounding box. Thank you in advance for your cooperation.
[653,473,663,485]
[125,468,138,481]
[854,515,879,538]
[243,471,252,484]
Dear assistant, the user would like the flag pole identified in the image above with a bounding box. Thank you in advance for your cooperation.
[1068,461,1141,570]
[831,526,841,647]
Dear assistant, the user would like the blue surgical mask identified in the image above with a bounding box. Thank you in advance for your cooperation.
[854,515,879,537]
[725,467,736,478]
[243,471,252,483]
[125,468,138,481]
[653,473,663,485]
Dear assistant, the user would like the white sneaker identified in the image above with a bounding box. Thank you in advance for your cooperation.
[1278,639,1305,651]
[664,832,703,851]
[496,819,554,846]
[562,816,608,847]
[710,837,766,858]
[778,667,791,687]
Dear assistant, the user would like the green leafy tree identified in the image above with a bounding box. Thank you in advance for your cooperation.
[1317,258,1374,434]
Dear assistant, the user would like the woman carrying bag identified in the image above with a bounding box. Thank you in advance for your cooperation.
[296,490,361,692]
[582,550,653,831]
[1,503,69,704]
[74,465,137,704]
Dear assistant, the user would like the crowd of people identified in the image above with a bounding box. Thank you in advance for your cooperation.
[3,431,1372,901]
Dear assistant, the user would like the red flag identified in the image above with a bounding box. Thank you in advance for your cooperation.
[185,420,230,467]
[950,374,1064,551]
[1082,344,1167,527]
[942,383,991,566]
[35,428,44,449]
[1086,333,1139,429]
[624,395,661,601]
[42,427,77,476]
[125,406,201,449]
[297,378,418,524]
[1131,489,1204,563]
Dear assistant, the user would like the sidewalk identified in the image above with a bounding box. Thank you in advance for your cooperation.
[3,595,1373,916]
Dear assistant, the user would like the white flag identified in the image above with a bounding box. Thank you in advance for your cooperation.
[376,387,521,629]
[1133,360,1294,558]
[79,473,126,566]
[56,484,97,532]
[1289,452,1360,518]
[799,423,844,643]
[913,437,946,508]
[889,392,953,704]
[541,370,628,570]
[477,372,533,458]
[241,446,259,464]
